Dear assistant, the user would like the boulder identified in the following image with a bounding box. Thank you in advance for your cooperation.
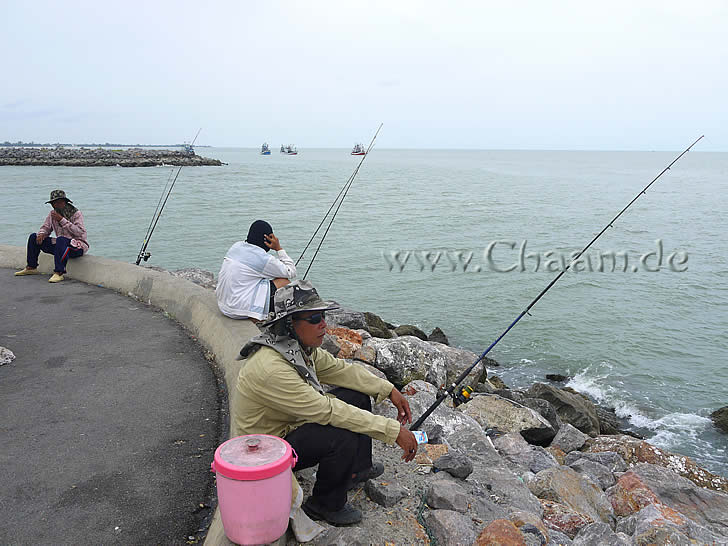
[459,394,556,445]
[493,433,559,476]
[433,450,473,479]
[550,423,588,453]
[366,336,489,391]
[425,481,469,513]
[567,459,615,490]
[616,503,718,545]
[474,519,527,545]
[393,324,428,340]
[545,374,568,383]
[623,463,728,539]
[528,467,614,526]
[525,383,600,437]
[564,450,627,473]
[710,406,728,433]
[326,308,367,330]
[572,523,630,545]
[539,499,594,539]
[366,337,447,388]
[363,311,393,338]
[352,344,376,364]
[364,480,408,508]
[424,509,477,546]
[584,435,728,493]
[428,327,450,345]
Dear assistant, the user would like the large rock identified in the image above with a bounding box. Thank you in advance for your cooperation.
[393,324,427,340]
[550,423,587,454]
[459,394,556,445]
[528,467,614,527]
[474,519,527,545]
[564,450,627,473]
[572,523,630,545]
[428,327,449,345]
[493,433,559,476]
[525,383,600,437]
[325,308,367,330]
[567,459,615,490]
[424,509,477,546]
[616,503,718,545]
[611,463,728,539]
[710,406,728,433]
[584,435,728,493]
[363,311,393,338]
[539,499,593,539]
[425,481,469,513]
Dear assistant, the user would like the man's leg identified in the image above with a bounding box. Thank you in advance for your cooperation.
[328,387,374,476]
[53,236,83,274]
[285,423,358,511]
[26,233,55,268]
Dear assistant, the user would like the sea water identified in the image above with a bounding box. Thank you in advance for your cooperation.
[2,147,726,476]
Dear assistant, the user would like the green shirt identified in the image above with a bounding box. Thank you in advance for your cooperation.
[231,346,401,444]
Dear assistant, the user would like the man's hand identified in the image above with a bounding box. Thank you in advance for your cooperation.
[390,388,412,425]
[50,211,63,222]
[264,233,282,251]
[396,425,418,462]
[36,233,47,245]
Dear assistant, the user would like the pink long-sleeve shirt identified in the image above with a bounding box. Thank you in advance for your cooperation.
[38,211,89,252]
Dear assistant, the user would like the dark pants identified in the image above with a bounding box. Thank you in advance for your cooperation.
[284,388,373,511]
[27,233,84,274]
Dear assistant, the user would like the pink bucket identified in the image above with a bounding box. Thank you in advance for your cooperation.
[211,434,297,545]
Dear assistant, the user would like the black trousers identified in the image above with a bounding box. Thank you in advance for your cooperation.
[284,387,373,511]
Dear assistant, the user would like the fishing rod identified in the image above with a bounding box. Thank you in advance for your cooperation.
[296,123,383,279]
[135,128,202,265]
[411,135,704,431]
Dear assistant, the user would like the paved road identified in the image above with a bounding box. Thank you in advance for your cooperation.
[0,269,221,545]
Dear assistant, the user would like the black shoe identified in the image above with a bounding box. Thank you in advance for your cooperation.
[347,462,385,491]
[302,498,362,525]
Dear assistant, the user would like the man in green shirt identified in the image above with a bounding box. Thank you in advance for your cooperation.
[232,280,418,525]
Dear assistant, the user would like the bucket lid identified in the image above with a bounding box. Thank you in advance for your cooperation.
[212,434,295,481]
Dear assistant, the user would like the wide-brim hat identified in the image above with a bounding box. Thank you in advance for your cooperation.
[46,189,73,204]
[262,279,340,326]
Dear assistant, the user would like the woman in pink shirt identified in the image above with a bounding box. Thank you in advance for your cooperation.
[14,189,89,283]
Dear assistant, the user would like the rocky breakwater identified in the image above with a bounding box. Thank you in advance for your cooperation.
[161,268,728,544]
[0,147,223,167]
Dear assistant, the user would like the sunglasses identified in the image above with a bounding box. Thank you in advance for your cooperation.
[294,311,326,325]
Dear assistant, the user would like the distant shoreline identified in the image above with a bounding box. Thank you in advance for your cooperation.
[1,142,211,148]
[0,147,223,167]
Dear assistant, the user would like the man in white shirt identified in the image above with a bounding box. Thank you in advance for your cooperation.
[216,220,296,320]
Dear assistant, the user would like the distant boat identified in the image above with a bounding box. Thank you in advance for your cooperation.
[351,143,366,156]
[260,142,271,155]
[280,144,298,155]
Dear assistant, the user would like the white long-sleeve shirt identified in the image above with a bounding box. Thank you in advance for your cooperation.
[216,241,296,320]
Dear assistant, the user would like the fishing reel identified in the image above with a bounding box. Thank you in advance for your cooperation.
[452,385,473,407]
[139,251,151,262]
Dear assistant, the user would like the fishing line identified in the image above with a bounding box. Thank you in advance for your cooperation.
[298,123,383,279]
[135,128,202,265]
[411,135,704,430]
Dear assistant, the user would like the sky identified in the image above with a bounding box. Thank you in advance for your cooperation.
[2,0,727,150]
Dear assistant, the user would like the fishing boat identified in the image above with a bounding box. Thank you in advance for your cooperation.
[260,142,271,155]
[280,144,298,155]
[351,143,366,156]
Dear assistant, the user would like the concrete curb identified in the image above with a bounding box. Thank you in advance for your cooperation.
[0,244,255,545]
